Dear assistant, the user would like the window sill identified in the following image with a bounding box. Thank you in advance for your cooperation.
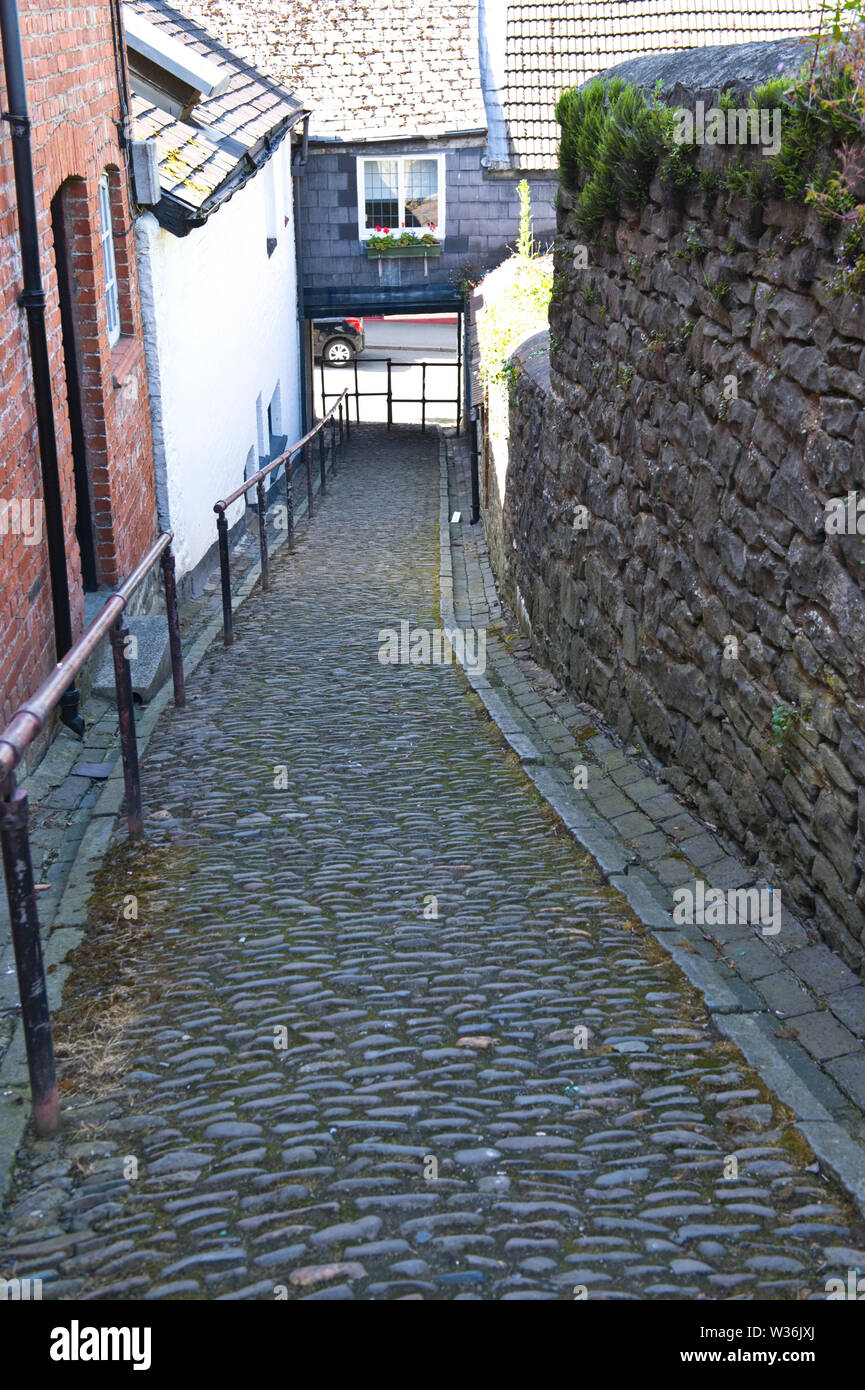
[364,243,443,258]
[111,335,143,388]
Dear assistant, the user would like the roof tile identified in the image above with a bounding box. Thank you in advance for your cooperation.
[504,0,819,165]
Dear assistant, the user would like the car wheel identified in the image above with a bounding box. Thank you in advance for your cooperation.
[323,338,354,366]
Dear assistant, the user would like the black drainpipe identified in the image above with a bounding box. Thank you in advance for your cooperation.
[0,0,83,733]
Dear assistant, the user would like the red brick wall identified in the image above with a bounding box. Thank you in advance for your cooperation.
[0,1,157,728]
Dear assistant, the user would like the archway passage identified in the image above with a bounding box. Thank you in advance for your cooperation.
[304,286,465,435]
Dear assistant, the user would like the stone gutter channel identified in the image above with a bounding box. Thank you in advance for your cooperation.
[440,430,865,1220]
[0,449,335,1202]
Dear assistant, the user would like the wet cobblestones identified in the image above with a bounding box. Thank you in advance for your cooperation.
[2,425,864,1300]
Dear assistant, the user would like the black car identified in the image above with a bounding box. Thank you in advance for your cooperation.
[313,317,365,366]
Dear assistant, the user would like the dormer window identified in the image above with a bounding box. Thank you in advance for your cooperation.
[123,3,229,118]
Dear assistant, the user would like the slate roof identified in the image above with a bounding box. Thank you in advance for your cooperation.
[125,0,307,231]
[168,0,487,140]
[504,0,821,168]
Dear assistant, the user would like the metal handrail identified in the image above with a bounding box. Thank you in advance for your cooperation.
[213,389,350,645]
[0,531,185,1137]
[319,356,461,434]
[0,532,182,784]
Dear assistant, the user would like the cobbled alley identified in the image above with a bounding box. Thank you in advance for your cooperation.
[2,426,864,1302]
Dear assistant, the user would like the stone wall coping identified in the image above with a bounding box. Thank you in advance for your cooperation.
[589,36,812,106]
[511,327,552,390]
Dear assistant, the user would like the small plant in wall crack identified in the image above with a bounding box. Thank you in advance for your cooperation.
[703,272,732,303]
[550,268,569,304]
[642,329,668,354]
[679,229,709,262]
[699,168,720,197]
[617,362,635,390]
[770,701,801,773]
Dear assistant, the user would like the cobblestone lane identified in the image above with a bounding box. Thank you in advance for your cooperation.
[2,425,865,1301]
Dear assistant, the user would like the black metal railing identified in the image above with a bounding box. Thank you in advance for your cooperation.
[213,391,349,646]
[320,355,461,433]
[0,533,185,1135]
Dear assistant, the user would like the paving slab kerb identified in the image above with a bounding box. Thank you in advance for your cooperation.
[1,423,865,1302]
[445,435,865,1153]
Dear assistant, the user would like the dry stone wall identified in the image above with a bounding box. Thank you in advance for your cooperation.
[489,71,865,974]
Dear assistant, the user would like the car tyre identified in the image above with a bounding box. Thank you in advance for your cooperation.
[323,337,355,366]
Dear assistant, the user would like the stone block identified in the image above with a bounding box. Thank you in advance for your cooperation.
[825,986,865,1040]
[789,1010,859,1062]
[755,971,817,1019]
[784,945,858,998]
[91,616,171,704]
[825,1052,865,1109]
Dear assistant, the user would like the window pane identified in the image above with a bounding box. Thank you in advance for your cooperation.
[98,176,120,346]
[404,159,438,228]
[363,159,399,229]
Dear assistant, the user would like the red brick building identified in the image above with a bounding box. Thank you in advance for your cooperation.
[0,0,157,730]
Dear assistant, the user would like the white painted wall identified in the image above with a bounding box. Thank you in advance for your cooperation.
[135,138,301,580]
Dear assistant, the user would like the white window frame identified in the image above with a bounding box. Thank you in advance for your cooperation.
[356,153,446,241]
[97,175,121,347]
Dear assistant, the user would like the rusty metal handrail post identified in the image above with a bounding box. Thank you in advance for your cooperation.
[160,545,185,706]
[387,358,392,430]
[216,508,233,646]
[256,478,270,590]
[339,402,344,448]
[109,617,144,839]
[470,407,481,524]
[318,429,326,494]
[210,392,347,641]
[285,452,295,543]
[0,529,179,1138]
[456,309,463,435]
[421,362,427,433]
[330,415,337,476]
[0,782,59,1135]
[304,441,314,518]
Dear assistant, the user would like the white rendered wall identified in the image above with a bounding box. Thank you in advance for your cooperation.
[136,141,301,579]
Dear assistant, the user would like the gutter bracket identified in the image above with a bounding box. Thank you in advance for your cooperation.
[17,288,46,310]
[1,108,28,133]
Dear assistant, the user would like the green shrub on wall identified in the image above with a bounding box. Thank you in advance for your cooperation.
[555,78,675,234]
[555,23,865,289]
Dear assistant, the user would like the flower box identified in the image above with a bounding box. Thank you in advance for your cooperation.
[366,242,442,259]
